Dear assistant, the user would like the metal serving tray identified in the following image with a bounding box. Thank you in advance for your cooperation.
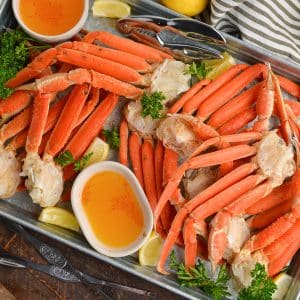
[0,0,299,299]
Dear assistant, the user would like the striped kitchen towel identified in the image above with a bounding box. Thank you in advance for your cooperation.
[208,0,300,64]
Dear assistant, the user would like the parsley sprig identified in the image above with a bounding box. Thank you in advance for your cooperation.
[185,62,212,81]
[54,150,93,172]
[141,91,166,119]
[103,127,120,149]
[0,28,50,98]
[238,263,277,300]
[170,251,230,300]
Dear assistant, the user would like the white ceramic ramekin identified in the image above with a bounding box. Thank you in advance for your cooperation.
[12,0,89,43]
[71,161,153,257]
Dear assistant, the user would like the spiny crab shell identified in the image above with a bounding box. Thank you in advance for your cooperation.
[22,153,63,207]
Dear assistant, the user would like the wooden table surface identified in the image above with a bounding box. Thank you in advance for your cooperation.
[0,223,183,300]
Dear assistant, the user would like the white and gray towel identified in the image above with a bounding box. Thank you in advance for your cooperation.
[208,0,300,64]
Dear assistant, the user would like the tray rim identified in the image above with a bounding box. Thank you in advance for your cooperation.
[0,0,299,299]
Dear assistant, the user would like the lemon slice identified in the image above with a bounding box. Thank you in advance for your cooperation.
[83,137,110,168]
[39,207,80,232]
[272,272,293,300]
[139,231,163,266]
[92,0,131,18]
[202,52,236,80]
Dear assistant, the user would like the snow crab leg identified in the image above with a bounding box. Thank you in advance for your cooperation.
[16,69,143,100]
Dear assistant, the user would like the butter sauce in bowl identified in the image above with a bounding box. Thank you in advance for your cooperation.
[12,0,89,43]
[71,161,153,257]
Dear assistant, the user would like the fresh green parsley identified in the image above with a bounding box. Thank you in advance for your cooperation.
[74,152,93,171]
[141,91,166,119]
[54,150,74,168]
[0,28,50,98]
[103,127,120,149]
[238,263,277,300]
[170,251,230,300]
[185,62,212,81]
[54,150,93,172]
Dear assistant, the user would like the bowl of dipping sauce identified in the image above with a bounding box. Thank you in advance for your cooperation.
[12,0,89,43]
[71,161,153,257]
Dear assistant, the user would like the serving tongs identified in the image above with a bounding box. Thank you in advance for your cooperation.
[117,15,226,60]
[1,220,154,298]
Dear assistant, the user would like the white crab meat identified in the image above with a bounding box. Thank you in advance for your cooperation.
[156,114,200,157]
[182,167,218,199]
[0,148,21,198]
[150,59,191,103]
[231,249,268,288]
[255,131,295,187]
[125,101,159,138]
[223,217,250,262]
[22,153,63,207]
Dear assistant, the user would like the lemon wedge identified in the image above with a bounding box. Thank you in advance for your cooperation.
[83,137,110,168]
[139,231,163,266]
[272,272,293,300]
[160,0,208,17]
[39,207,80,232]
[92,0,131,18]
[203,52,236,80]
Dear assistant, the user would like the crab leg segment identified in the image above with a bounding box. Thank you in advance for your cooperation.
[168,79,211,114]
[56,47,148,86]
[25,93,52,153]
[129,132,144,188]
[0,106,32,144]
[253,63,274,132]
[142,139,157,212]
[247,199,293,230]
[0,91,32,121]
[66,93,119,160]
[119,118,129,166]
[246,181,292,214]
[161,147,178,233]
[182,64,248,114]
[44,84,90,157]
[60,41,152,73]
[74,87,100,127]
[218,108,256,135]
[83,31,170,62]
[17,69,143,100]
[277,75,300,99]
[6,48,57,88]
[208,83,261,128]
[189,132,262,159]
[268,240,300,277]
[197,64,264,120]
[155,141,164,198]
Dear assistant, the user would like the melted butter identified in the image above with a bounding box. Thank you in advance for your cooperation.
[19,0,84,36]
[82,171,144,248]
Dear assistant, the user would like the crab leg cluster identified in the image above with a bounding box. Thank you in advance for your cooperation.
[0,30,170,206]
[149,60,300,284]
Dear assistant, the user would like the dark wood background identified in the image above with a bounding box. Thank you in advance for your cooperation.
[0,223,183,300]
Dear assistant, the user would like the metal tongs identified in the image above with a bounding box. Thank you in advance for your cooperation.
[0,219,154,299]
[117,15,226,60]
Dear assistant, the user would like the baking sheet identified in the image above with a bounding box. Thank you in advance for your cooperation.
[0,0,299,299]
